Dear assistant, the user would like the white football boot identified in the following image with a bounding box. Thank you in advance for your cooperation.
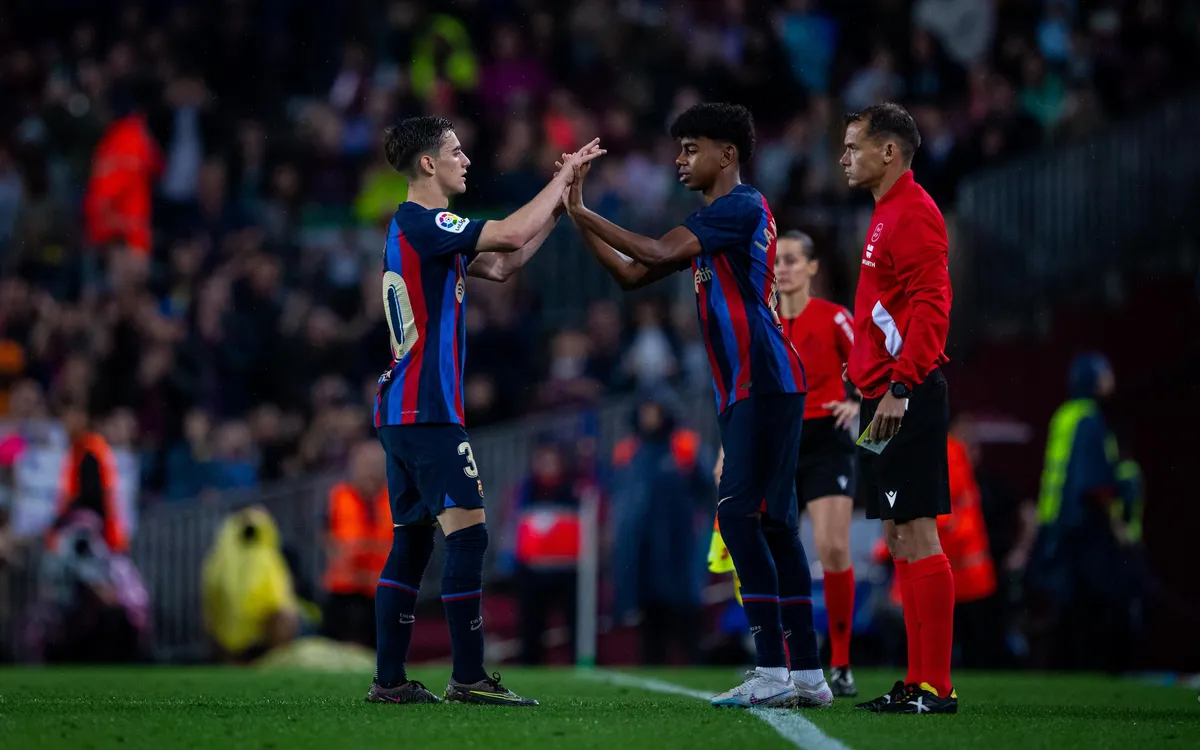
[710,668,799,708]
[789,672,835,708]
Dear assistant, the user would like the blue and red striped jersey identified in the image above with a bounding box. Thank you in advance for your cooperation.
[374,203,486,427]
[681,184,806,414]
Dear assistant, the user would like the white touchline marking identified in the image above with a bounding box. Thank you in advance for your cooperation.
[584,671,853,750]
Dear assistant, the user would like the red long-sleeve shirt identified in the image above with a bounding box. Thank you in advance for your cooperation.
[848,171,951,399]
[781,298,854,420]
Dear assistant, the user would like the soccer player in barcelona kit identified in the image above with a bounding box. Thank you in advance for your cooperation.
[563,103,833,709]
[710,231,861,697]
[367,116,603,706]
[841,103,957,714]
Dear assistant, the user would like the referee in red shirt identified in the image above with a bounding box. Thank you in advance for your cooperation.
[840,103,957,714]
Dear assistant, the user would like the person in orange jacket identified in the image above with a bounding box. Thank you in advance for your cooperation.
[48,402,127,555]
[872,434,1001,667]
[321,440,392,648]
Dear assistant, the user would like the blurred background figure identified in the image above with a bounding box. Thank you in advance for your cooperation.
[609,391,712,665]
[502,436,583,666]
[47,401,128,556]
[1027,353,1143,673]
[23,508,149,664]
[201,506,301,663]
[942,434,1002,669]
[321,440,391,649]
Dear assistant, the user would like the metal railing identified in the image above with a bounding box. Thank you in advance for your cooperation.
[2,387,718,663]
[955,93,1200,338]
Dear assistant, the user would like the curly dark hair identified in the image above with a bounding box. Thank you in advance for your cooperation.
[383,116,455,176]
[844,103,922,163]
[669,102,756,165]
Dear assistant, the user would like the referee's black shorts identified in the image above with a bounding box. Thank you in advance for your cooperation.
[857,368,951,522]
[796,416,857,506]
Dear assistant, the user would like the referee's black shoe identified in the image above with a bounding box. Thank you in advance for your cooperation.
[854,680,909,712]
[876,682,958,715]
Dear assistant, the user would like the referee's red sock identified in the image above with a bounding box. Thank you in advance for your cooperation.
[823,567,855,668]
[895,559,921,685]
[909,553,955,697]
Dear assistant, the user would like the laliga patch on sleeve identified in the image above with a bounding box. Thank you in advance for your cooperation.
[435,211,469,234]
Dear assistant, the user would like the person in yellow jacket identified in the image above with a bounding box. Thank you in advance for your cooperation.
[707,450,741,603]
[202,505,301,662]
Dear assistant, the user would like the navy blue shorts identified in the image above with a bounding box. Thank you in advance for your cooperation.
[717,393,806,530]
[377,424,486,526]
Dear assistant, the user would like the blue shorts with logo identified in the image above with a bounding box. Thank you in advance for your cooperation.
[377,424,486,525]
[717,393,806,530]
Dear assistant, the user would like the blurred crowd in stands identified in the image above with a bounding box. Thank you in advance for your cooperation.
[0,0,1195,512]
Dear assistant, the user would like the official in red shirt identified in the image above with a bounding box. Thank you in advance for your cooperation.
[840,103,956,714]
[774,230,860,696]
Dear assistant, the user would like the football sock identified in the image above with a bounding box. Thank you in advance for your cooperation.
[896,559,922,685]
[716,507,787,668]
[823,567,856,668]
[442,523,490,684]
[763,522,821,671]
[375,524,435,688]
[909,553,955,697]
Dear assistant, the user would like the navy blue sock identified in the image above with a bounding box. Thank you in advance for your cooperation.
[375,524,436,688]
[717,507,786,668]
[764,521,821,671]
[442,523,489,684]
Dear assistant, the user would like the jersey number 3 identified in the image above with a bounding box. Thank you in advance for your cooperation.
[383,271,419,360]
[458,441,479,478]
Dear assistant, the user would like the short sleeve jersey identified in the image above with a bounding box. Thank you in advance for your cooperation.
[682,184,807,413]
[374,204,486,427]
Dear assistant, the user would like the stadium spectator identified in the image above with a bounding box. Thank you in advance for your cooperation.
[609,392,712,665]
[47,401,127,556]
[500,438,584,666]
[322,440,391,649]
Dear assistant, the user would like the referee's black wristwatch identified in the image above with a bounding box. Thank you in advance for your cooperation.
[888,381,911,399]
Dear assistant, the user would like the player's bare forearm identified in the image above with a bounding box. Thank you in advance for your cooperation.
[575,221,676,290]
[489,175,572,252]
[570,207,700,266]
[470,215,558,281]
[576,221,651,289]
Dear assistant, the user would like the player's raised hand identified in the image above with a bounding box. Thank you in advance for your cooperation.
[554,149,594,212]
[557,138,605,185]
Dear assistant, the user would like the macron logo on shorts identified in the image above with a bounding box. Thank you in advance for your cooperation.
[885,490,898,507]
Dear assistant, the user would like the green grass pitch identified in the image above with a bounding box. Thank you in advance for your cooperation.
[1,667,1197,749]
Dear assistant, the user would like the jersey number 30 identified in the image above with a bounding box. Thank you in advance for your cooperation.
[383,271,419,360]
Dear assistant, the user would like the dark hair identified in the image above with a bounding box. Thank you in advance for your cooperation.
[669,103,756,165]
[844,103,921,163]
[384,116,455,176]
[781,229,815,259]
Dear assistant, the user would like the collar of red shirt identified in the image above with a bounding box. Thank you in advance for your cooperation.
[876,170,915,207]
